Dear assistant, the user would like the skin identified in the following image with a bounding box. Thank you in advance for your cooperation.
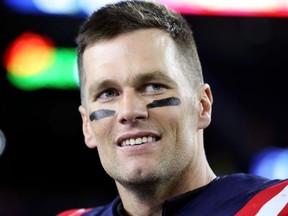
[90,97,181,121]
[79,29,216,216]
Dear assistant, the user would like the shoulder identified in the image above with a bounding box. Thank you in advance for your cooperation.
[56,208,93,216]
[211,173,287,197]
[56,206,111,216]
[187,173,288,215]
[212,173,288,215]
[181,173,287,215]
[56,196,121,216]
[216,172,281,188]
[234,175,288,216]
[205,173,272,194]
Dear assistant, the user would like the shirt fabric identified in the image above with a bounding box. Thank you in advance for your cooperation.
[57,173,288,216]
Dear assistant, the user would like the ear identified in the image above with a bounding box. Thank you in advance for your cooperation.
[78,105,98,148]
[198,83,213,129]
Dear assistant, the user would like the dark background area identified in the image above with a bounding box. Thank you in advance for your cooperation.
[1,1,288,216]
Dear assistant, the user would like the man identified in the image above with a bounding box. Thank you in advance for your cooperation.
[58,1,288,215]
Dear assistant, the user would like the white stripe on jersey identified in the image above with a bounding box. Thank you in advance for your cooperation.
[256,185,288,216]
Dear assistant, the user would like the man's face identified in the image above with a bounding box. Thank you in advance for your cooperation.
[80,29,204,186]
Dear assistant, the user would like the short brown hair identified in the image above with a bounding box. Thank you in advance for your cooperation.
[76,0,203,104]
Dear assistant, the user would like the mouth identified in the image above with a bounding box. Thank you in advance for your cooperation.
[119,136,160,147]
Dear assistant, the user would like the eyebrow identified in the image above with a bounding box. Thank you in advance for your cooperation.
[88,71,178,98]
[88,79,115,99]
[131,71,178,87]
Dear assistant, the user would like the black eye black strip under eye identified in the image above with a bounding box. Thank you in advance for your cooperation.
[89,97,181,121]
[147,97,181,109]
[90,109,116,121]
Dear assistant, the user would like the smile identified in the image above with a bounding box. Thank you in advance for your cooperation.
[121,136,157,147]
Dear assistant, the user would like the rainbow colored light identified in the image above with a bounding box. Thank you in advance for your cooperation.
[4,0,288,17]
[3,32,78,90]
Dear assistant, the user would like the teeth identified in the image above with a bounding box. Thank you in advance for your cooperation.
[121,136,156,147]
[135,138,142,144]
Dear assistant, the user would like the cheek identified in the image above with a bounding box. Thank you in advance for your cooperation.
[93,128,115,169]
[166,103,198,142]
[90,119,115,147]
[153,107,183,133]
[157,108,195,159]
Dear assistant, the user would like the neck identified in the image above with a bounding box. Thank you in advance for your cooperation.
[116,159,216,216]
[115,131,216,216]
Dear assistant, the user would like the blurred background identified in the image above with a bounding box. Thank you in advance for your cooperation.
[1,0,288,215]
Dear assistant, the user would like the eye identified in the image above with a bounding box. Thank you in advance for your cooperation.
[98,89,119,99]
[144,83,165,93]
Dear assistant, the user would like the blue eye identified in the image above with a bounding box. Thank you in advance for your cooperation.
[99,89,118,99]
[145,83,165,92]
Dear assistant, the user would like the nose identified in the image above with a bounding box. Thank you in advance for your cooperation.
[117,91,148,124]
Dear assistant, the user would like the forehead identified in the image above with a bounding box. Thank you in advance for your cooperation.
[82,29,186,86]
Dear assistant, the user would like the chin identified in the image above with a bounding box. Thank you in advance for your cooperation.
[118,174,161,195]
